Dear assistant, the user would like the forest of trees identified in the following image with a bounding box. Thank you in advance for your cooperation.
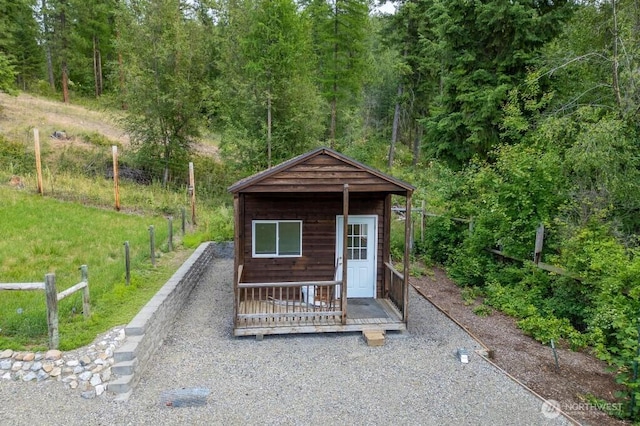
[2,0,640,416]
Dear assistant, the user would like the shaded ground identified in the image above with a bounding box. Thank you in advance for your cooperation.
[412,267,628,426]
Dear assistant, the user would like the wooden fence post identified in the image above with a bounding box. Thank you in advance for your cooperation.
[34,129,44,195]
[534,223,545,264]
[44,273,59,349]
[112,145,120,211]
[124,241,131,285]
[149,225,156,267]
[189,162,196,226]
[420,200,425,243]
[181,207,186,236]
[80,265,90,318]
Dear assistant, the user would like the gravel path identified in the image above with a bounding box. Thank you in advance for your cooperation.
[0,258,570,425]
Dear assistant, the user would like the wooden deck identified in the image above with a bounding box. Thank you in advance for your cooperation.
[234,297,406,336]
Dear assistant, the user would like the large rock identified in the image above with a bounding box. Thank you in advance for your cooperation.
[22,371,37,382]
[45,350,62,360]
[0,349,13,359]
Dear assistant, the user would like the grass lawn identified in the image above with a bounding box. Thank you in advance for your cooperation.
[0,185,193,350]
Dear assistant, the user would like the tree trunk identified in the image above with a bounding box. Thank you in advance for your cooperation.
[330,0,339,148]
[612,0,622,108]
[388,83,403,168]
[60,7,69,103]
[42,0,55,90]
[330,97,337,148]
[97,48,103,96]
[93,35,103,98]
[163,141,170,187]
[93,35,99,98]
[267,91,272,168]
[61,63,69,103]
[413,124,422,166]
[117,31,126,109]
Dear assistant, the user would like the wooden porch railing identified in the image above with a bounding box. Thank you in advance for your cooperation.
[385,262,406,320]
[235,266,344,325]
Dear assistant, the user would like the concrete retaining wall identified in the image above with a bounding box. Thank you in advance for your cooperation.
[109,242,214,397]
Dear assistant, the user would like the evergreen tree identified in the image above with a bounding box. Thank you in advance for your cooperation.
[68,0,117,96]
[305,0,371,146]
[0,0,42,89]
[0,52,17,94]
[423,0,572,166]
[218,0,323,171]
[116,0,208,184]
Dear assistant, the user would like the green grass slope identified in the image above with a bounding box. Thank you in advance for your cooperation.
[0,186,188,350]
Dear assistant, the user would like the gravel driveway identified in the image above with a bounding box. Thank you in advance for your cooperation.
[0,258,569,425]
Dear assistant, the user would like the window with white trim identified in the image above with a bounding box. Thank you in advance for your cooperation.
[252,220,302,257]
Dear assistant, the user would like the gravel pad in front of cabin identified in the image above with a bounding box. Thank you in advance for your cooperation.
[0,258,569,425]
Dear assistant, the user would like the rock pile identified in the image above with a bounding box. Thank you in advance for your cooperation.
[0,326,126,399]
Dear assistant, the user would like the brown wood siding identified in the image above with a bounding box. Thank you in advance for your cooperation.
[241,193,387,298]
[242,155,407,194]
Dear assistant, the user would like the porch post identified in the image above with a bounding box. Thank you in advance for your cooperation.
[403,191,412,322]
[341,184,349,324]
[233,194,244,329]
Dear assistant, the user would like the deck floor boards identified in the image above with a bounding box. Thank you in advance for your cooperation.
[235,297,405,336]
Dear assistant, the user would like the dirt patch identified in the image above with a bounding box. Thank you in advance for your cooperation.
[411,267,629,426]
[0,92,129,145]
[0,93,218,157]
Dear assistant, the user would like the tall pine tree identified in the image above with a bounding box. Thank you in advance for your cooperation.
[423,0,572,166]
[305,0,371,146]
[218,0,323,171]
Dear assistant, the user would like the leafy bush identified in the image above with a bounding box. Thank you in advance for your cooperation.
[473,304,492,317]
[0,136,34,176]
[80,131,119,148]
[415,216,466,265]
[517,315,577,345]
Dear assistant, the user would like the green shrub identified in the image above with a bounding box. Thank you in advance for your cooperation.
[0,136,34,176]
[80,131,119,148]
[415,216,465,265]
[517,315,580,346]
[473,304,492,317]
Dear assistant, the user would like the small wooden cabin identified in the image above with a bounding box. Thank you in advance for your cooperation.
[229,147,414,336]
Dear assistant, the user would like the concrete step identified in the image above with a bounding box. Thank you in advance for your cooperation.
[112,359,138,376]
[113,335,143,363]
[108,374,133,394]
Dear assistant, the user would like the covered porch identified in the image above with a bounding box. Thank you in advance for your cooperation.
[233,261,408,336]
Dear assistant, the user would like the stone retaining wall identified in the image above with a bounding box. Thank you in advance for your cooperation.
[109,242,214,397]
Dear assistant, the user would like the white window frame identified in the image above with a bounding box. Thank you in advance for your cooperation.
[252,220,303,258]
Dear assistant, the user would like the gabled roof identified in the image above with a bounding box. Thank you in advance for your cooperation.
[228,147,414,195]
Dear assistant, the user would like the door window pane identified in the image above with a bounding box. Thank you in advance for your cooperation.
[346,222,367,260]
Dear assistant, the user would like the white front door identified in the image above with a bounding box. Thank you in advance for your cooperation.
[335,215,377,298]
